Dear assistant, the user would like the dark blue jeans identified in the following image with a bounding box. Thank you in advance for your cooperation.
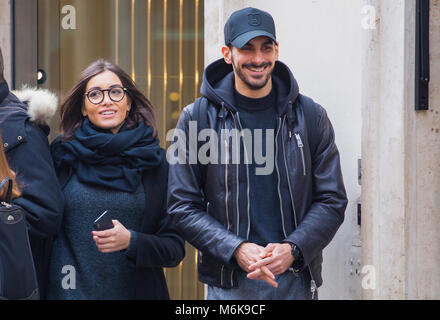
[207,269,318,300]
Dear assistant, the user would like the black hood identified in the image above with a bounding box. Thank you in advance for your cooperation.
[200,58,300,117]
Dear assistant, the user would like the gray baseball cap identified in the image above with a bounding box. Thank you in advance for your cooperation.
[224,7,276,49]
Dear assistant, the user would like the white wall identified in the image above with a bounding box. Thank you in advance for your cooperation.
[205,0,363,299]
[361,0,409,299]
[0,0,12,84]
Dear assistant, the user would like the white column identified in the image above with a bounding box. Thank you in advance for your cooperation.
[361,0,408,299]
[405,0,440,299]
[0,0,12,84]
[362,0,440,299]
[204,0,245,65]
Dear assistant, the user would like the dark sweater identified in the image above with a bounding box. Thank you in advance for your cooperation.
[233,88,284,246]
[47,174,145,300]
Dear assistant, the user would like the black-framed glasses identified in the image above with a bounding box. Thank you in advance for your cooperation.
[85,87,127,105]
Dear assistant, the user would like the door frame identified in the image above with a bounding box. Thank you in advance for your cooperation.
[12,0,38,89]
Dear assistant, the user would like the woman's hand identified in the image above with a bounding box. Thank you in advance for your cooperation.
[92,220,131,253]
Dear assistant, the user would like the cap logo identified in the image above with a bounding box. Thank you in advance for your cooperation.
[248,13,261,26]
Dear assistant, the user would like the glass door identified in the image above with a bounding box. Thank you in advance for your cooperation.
[38,0,205,300]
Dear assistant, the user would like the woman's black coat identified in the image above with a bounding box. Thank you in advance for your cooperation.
[55,147,185,300]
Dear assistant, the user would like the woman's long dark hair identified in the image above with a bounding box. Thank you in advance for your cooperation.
[60,59,158,141]
[0,133,21,200]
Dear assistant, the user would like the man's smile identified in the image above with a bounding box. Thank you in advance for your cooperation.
[243,63,271,75]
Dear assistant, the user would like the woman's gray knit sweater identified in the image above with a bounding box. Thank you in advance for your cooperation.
[47,174,145,300]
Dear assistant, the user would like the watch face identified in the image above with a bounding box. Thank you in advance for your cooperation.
[292,246,298,257]
[291,245,301,260]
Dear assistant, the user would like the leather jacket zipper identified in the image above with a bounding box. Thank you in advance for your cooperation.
[282,116,317,299]
[234,112,251,239]
[281,116,298,229]
[223,105,231,233]
[224,135,230,232]
[221,265,225,287]
[294,133,306,176]
[221,104,230,288]
[0,255,4,295]
[227,111,252,288]
[200,202,211,265]
[221,104,240,288]
[275,117,288,238]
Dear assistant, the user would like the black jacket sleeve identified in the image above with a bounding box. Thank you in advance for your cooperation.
[129,197,186,268]
[12,120,64,238]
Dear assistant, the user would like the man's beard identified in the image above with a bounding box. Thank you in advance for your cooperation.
[232,58,273,91]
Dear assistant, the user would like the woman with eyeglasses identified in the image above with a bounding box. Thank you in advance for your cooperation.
[47,59,185,300]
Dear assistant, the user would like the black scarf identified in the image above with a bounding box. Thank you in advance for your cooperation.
[52,118,163,192]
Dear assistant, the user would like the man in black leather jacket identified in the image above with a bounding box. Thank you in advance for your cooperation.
[0,47,64,299]
[167,7,347,300]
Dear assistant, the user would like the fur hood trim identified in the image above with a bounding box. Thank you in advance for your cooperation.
[12,86,58,125]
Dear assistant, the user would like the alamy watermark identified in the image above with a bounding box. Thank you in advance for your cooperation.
[361,265,376,290]
[60,4,376,31]
[166,122,276,176]
[61,5,77,30]
[61,265,76,290]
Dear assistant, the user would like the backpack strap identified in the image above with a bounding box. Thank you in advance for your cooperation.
[192,97,210,188]
[297,96,319,158]
[195,97,210,132]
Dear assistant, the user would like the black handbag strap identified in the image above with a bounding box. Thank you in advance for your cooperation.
[0,177,13,203]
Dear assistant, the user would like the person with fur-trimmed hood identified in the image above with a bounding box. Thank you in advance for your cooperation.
[0,47,63,299]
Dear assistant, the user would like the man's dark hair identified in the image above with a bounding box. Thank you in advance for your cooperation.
[0,47,4,82]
